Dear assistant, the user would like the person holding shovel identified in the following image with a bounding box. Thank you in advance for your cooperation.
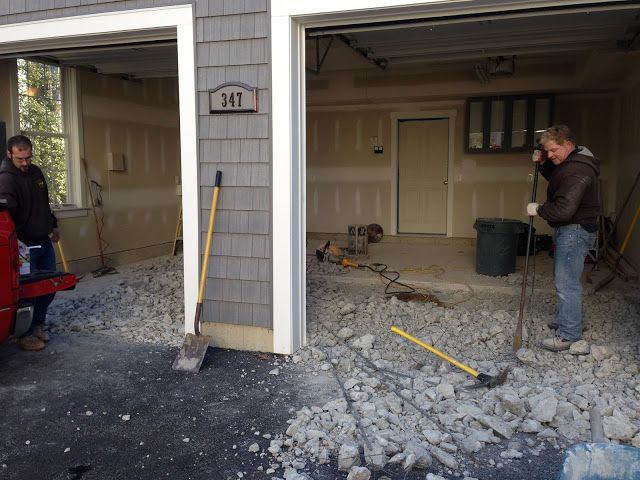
[0,135,60,351]
[527,125,600,352]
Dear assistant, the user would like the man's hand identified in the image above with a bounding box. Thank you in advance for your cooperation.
[50,227,60,243]
[527,203,539,216]
[532,149,546,164]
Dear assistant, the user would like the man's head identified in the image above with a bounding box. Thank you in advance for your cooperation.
[6,135,33,172]
[540,125,577,165]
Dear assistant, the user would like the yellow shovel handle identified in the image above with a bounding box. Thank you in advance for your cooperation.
[390,326,479,378]
[198,172,222,304]
[56,240,69,273]
[619,204,640,255]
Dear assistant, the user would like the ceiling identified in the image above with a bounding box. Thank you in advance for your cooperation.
[3,2,639,82]
[305,4,640,76]
[0,28,179,80]
[33,41,178,79]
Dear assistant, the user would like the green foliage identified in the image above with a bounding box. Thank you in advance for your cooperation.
[17,59,67,204]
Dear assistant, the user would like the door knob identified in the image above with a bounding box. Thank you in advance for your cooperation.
[443,180,448,185]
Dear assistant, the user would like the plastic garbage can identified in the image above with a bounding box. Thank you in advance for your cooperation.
[473,218,524,276]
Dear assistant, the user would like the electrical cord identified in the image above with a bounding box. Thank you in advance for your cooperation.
[360,262,415,295]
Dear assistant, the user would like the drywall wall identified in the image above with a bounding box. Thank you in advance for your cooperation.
[56,71,181,272]
[306,62,621,239]
[616,79,640,270]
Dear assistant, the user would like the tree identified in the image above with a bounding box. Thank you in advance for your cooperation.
[17,59,67,204]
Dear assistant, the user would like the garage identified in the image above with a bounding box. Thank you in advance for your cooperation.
[1,0,639,478]
[268,1,640,475]
[0,6,201,344]
[271,0,640,352]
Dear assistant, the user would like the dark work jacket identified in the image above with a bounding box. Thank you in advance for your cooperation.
[0,157,57,244]
[538,147,600,228]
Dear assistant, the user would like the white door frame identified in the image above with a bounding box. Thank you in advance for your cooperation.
[0,6,200,333]
[390,111,456,237]
[271,0,605,354]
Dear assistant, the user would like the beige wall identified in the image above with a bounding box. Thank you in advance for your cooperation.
[58,71,181,272]
[306,64,622,239]
[0,59,181,272]
[616,79,640,270]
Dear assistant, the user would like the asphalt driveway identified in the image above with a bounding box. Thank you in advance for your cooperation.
[0,333,563,480]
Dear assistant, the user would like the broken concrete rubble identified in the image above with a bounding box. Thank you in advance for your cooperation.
[274,259,640,475]
[43,254,640,478]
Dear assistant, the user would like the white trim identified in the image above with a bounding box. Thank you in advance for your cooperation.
[7,60,19,138]
[0,5,199,334]
[271,15,306,354]
[50,207,90,219]
[390,110,456,237]
[63,68,83,207]
[175,12,199,333]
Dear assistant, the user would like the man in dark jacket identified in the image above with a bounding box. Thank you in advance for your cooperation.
[527,125,600,352]
[0,135,60,351]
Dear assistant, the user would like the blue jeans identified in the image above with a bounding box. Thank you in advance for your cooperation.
[554,225,596,341]
[26,238,57,328]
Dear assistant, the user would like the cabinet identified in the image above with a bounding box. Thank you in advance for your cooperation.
[465,94,554,153]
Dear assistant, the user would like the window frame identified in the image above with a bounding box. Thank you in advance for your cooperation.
[12,58,83,209]
[464,93,554,153]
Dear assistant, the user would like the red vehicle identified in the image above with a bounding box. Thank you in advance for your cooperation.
[0,200,76,342]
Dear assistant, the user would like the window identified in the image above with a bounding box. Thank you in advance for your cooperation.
[16,58,80,206]
[465,94,554,153]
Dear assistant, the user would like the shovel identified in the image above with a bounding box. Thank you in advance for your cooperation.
[172,171,222,373]
[391,326,508,389]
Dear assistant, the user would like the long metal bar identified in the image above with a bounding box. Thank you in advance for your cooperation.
[513,162,539,352]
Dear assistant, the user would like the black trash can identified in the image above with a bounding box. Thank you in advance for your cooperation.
[517,222,536,256]
[473,218,524,276]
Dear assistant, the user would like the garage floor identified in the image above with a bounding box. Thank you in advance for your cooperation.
[308,234,557,295]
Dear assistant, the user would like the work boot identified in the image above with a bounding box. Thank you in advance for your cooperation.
[32,325,50,342]
[540,335,575,352]
[17,335,46,351]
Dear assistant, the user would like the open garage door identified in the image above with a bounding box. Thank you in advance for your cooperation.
[272,0,640,354]
[0,6,200,342]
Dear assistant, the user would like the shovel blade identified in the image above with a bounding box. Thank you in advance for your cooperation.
[172,333,210,372]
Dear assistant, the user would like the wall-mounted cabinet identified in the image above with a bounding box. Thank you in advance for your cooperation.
[465,94,554,153]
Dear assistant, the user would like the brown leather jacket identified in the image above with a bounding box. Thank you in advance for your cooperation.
[538,147,600,228]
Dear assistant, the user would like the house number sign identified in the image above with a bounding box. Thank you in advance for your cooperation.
[209,82,257,113]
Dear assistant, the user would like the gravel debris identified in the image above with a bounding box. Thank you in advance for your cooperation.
[43,253,640,477]
[265,258,640,475]
[48,255,185,346]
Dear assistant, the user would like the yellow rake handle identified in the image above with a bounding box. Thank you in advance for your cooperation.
[390,326,479,378]
[56,240,69,273]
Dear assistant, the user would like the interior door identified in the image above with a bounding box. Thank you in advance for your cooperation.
[398,118,449,234]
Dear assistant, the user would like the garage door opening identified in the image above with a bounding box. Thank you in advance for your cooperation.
[0,5,199,345]
[266,3,640,475]
[301,2,640,344]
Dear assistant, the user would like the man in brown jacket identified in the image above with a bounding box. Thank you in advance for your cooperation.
[527,125,600,352]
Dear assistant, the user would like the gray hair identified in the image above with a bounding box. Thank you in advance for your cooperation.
[540,125,577,146]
